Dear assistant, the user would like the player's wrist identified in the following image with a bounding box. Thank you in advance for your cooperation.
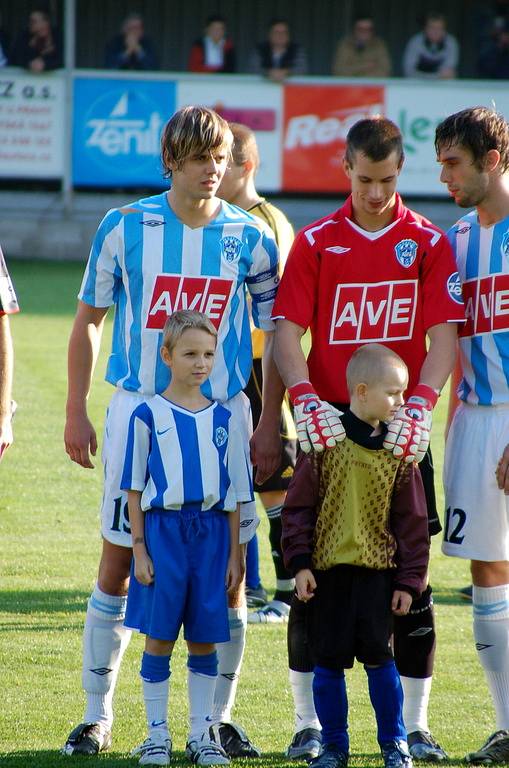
[288,380,318,406]
[408,383,439,410]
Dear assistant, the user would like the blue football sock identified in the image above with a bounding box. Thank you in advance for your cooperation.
[313,666,349,752]
[365,661,406,744]
[246,534,261,590]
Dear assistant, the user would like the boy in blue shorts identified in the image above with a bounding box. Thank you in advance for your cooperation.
[282,343,430,768]
[121,310,247,767]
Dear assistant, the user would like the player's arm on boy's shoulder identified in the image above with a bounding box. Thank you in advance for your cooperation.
[281,451,321,576]
[226,504,242,593]
[64,301,109,468]
[127,489,154,585]
[391,462,430,598]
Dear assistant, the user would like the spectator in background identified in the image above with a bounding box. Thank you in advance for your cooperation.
[332,14,391,77]
[0,13,11,67]
[478,19,509,78]
[13,8,62,72]
[250,18,307,83]
[104,13,158,71]
[402,13,458,79]
[188,14,235,73]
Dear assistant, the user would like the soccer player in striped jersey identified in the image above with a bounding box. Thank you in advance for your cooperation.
[273,117,464,763]
[218,122,299,626]
[0,245,19,460]
[122,310,244,767]
[436,107,509,764]
[62,106,283,758]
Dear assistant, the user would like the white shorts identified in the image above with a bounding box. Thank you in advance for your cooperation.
[101,388,258,547]
[442,402,509,562]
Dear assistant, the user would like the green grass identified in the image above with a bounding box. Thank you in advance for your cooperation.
[0,259,480,767]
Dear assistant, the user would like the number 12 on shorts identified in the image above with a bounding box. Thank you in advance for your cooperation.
[443,506,466,545]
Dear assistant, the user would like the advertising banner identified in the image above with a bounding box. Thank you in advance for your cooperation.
[178,79,282,191]
[386,82,509,195]
[73,77,176,187]
[0,73,65,178]
[282,84,385,192]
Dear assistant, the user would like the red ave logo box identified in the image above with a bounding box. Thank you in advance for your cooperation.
[460,274,509,338]
[329,280,418,343]
[146,275,234,330]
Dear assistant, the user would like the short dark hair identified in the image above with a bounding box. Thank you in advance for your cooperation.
[206,14,226,27]
[435,107,509,173]
[345,117,404,167]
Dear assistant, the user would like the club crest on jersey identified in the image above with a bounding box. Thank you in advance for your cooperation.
[220,235,243,262]
[447,272,463,304]
[394,239,418,268]
[501,231,509,260]
[214,426,228,447]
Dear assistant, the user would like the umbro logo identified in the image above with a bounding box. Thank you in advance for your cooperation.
[141,219,165,227]
[325,246,350,254]
[91,667,112,676]
[221,672,238,680]
[408,627,433,637]
[240,518,254,528]
[476,642,493,651]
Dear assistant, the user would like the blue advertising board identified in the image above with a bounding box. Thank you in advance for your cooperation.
[73,78,176,187]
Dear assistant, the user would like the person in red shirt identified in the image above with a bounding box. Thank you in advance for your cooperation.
[188,15,235,74]
[273,117,464,763]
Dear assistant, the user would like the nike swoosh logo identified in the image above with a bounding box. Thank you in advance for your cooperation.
[325,246,350,254]
[156,427,173,435]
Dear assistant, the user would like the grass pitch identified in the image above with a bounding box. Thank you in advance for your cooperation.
[0,259,482,767]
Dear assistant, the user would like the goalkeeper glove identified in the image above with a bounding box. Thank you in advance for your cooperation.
[383,383,438,463]
[288,381,345,454]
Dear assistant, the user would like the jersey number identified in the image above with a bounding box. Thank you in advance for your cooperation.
[111,496,131,534]
[443,506,466,544]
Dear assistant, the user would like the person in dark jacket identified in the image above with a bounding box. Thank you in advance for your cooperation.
[13,8,62,72]
[282,343,429,768]
[250,18,307,82]
[104,13,158,71]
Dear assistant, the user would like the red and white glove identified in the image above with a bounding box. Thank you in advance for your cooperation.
[288,381,345,454]
[383,384,438,464]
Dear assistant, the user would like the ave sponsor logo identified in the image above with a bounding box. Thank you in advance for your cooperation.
[460,273,509,338]
[329,280,418,344]
[146,275,234,330]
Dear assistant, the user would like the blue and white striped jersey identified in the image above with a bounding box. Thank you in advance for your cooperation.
[449,211,509,405]
[79,192,279,401]
[121,396,253,513]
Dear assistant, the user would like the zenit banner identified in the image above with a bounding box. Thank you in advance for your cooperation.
[73,77,176,187]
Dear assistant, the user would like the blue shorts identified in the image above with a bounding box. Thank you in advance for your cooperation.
[124,507,231,643]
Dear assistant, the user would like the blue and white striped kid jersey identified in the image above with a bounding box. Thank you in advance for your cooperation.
[449,211,509,405]
[79,192,279,401]
[121,396,253,513]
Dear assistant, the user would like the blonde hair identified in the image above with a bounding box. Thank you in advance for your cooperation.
[162,310,218,352]
[161,106,233,177]
[346,343,407,394]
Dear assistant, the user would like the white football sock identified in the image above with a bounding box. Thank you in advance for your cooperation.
[143,678,170,738]
[82,584,131,729]
[473,584,509,729]
[188,666,217,742]
[289,669,320,732]
[212,605,247,723]
[401,676,432,733]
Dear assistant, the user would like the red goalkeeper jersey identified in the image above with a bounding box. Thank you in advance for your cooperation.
[272,195,464,403]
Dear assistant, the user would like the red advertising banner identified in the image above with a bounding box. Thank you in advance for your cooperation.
[282,84,385,193]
